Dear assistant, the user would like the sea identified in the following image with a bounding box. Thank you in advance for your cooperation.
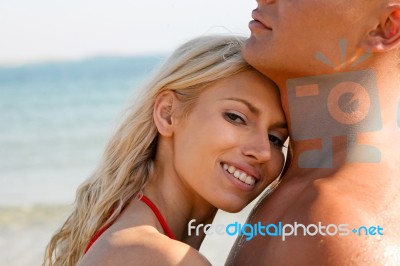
[0,56,254,266]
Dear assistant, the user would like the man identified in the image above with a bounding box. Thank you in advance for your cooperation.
[227,0,400,264]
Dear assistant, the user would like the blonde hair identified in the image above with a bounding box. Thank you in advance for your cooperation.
[44,34,253,266]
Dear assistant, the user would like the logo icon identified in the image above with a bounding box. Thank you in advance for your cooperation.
[286,40,382,168]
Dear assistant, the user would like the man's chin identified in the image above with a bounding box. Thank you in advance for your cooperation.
[242,39,271,76]
[242,38,260,66]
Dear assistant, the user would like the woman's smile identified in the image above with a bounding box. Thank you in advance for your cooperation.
[221,162,258,192]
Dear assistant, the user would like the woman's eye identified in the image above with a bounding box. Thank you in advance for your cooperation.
[224,112,246,124]
[268,134,286,148]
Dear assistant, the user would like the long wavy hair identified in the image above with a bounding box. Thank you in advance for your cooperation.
[44,34,253,266]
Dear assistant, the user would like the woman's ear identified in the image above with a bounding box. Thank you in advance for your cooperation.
[153,90,179,137]
[362,6,400,52]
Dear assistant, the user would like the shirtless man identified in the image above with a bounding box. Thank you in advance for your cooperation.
[227,0,400,264]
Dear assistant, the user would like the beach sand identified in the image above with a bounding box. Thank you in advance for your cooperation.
[0,205,70,266]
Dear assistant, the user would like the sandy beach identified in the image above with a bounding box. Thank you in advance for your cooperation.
[0,205,70,266]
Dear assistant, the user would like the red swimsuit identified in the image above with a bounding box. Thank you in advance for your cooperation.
[84,195,175,254]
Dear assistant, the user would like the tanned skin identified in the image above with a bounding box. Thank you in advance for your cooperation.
[227,0,400,264]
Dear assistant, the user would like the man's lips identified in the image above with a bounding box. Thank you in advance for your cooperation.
[249,20,272,31]
[251,10,272,31]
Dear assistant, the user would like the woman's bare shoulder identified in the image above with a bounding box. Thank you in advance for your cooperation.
[78,226,211,266]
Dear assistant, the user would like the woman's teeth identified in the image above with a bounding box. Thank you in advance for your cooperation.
[223,163,256,186]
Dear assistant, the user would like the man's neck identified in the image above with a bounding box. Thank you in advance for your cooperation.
[278,55,400,177]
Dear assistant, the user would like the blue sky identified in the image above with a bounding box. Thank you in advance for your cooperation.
[0,0,255,65]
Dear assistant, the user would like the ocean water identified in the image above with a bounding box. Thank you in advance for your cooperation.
[0,56,255,266]
[0,56,164,206]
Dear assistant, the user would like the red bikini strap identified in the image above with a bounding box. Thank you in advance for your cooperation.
[140,195,176,240]
[84,224,111,254]
[84,195,175,254]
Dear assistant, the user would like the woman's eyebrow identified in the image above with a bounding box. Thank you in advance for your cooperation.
[221,97,260,114]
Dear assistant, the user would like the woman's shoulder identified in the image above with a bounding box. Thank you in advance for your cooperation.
[78,225,211,266]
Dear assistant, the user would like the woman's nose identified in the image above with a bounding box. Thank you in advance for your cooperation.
[242,135,271,163]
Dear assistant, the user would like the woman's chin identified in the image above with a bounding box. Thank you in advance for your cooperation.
[218,201,248,213]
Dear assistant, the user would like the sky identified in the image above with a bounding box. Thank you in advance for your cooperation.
[0,0,256,65]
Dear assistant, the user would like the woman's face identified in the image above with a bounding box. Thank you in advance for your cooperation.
[172,70,288,212]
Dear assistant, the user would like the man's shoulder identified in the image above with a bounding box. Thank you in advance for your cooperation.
[277,177,400,265]
[227,175,400,265]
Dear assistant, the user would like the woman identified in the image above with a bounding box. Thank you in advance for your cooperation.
[44,35,288,266]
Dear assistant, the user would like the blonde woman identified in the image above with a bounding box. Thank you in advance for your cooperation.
[44,35,288,266]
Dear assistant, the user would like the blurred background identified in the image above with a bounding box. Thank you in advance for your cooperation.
[0,0,259,265]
